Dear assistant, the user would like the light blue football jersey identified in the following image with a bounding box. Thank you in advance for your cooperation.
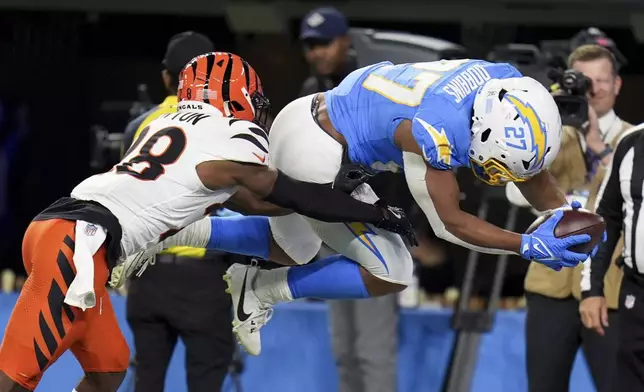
[324,59,522,172]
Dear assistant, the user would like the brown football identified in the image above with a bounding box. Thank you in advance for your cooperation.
[526,208,606,254]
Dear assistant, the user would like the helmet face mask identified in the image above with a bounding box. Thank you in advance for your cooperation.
[469,77,562,186]
[250,91,271,129]
[470,154,527,187]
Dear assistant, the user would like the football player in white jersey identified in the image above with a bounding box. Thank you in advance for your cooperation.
[0,52,414,392]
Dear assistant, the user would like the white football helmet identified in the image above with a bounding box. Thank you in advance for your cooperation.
[469,77,562,186]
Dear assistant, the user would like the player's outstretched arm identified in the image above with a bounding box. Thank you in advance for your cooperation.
[403,151,520,254]
[403,152,590,267]
[197,160,381,222]
[223,187,293,217]
[196,160,415,240]
[514,169,568,211]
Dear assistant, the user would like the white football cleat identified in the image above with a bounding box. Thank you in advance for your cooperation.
[224,263,273,356]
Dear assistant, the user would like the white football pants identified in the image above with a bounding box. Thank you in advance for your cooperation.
[267,94,413,285]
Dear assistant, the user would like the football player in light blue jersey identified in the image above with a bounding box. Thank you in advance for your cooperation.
[323,59,504,172]
[125,59,604,356]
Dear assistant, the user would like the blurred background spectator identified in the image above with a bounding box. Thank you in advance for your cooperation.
[506,42,630,392]
[299,7,356,95]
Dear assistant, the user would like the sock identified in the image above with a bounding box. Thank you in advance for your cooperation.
[287,255,369,300]
[253,267,294,305]
[207,215,271,259]
[252,255,370,305]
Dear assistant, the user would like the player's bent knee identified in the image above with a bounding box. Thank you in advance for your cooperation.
[358,247,414,287]
[322,220,414,286]
[284,245,319,265]
[271,230,321,264]
[360,267,408,297]
[269,215,321,264]
[368,280,408,296]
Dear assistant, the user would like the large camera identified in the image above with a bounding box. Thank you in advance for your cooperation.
[547,68,593,129]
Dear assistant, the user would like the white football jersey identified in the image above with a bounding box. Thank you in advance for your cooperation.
[71,102,269,257]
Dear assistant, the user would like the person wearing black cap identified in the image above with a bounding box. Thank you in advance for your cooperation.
[122,31,215,149]
[298,8,398,392]
[123,31,237,392]
[298,7,356,96]
[570,27,628,70]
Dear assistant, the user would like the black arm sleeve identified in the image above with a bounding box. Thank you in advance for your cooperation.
[582,136,631,298]
[263,171,383,223]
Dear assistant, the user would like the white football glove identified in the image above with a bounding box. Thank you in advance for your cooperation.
[108,242,163,289]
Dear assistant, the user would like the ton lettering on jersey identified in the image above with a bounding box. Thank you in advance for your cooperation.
[162,111,211,126]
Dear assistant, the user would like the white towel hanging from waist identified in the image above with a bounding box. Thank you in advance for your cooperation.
[64,220,107,311]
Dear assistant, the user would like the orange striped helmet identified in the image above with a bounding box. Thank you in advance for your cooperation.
[177,52,270,127]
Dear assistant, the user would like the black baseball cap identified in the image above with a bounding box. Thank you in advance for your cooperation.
[162,31,215,75]
[300,7,349,42]
[570,27,627,69]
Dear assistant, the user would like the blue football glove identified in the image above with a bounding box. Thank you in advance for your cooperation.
[569,200,583,209]
[520,208,591,270]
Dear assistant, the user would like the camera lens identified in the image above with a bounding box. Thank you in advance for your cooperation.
[562,73,576,89]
